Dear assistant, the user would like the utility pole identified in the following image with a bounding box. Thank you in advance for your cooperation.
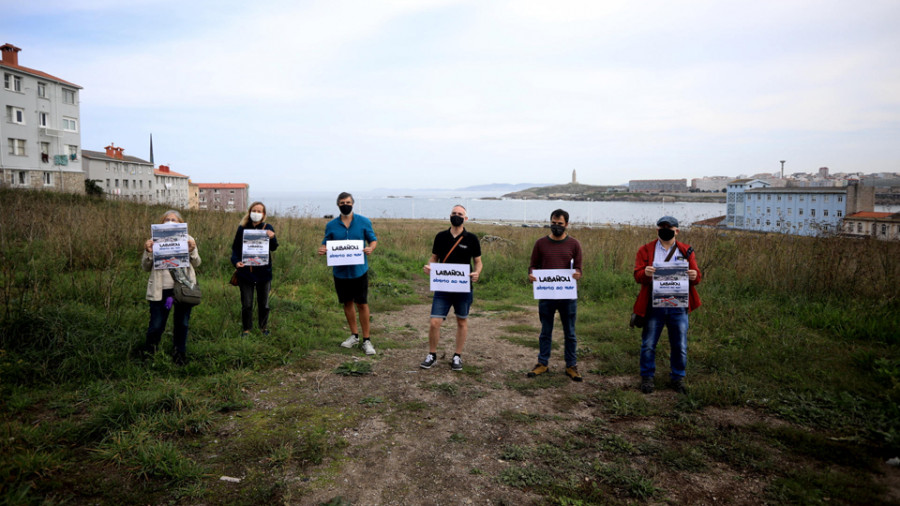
[780,160,786,179]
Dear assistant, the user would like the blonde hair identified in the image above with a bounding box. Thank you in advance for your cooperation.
[160,210,184,223]
[241,201,267,227]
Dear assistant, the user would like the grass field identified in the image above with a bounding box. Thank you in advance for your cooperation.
[1,189,898,504]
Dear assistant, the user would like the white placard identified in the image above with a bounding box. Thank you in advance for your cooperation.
[151,223,189,270]
[652,260,689,308]
[429,263,471,293]
[326,240,366,266]
[242,229,269,266]
[532,269,578,299]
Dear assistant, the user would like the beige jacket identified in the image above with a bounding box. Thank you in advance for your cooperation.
[141,235,202,301]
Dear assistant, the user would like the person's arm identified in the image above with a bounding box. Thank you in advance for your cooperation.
[142,240,154,272]
[471,256,482,283]
[572,241,583,280]
[231,227,244,267]
[423,253,439,274]
[364,221,378,255]
[634,244,652,284]
[318,223,330,255]
[189,236,201,268]
[364,240,377,255]
[267,224,279,252]
[528,240,542,282]
[687,248,701,284]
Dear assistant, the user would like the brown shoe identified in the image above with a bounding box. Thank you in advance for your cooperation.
[565,366,583,382]
[527,363,548,378]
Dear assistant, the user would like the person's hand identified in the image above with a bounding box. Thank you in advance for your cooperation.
[145,239,153,252]
[644,266,656,277]
[364,246,373,255]
[528,274,536,283]
[572,271,582,281]
[687,269,697,281]
[236,262,245,268]
[187,238,196,252]
[266,230,275,238]
[317,245,327,255]
[423,264,431,274]
[470,271,480,283]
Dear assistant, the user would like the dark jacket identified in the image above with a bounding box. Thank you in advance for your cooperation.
[231,222,279,283]
[633,240,702,316]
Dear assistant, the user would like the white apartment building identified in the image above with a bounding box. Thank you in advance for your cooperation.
[0,43,84,193]
[155,165,190,209]
[82,144,157,203]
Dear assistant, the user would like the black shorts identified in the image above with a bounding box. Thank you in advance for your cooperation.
[334,272,368,305]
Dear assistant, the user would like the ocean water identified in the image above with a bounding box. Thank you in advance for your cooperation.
[255,190,728,226]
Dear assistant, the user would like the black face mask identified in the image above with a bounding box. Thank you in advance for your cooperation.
[658,228,675,241]
[550,224,566,237]
[339,204,353,216]
[450,215,464,227]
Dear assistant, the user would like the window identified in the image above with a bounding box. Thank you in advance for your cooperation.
[756,218,760,225]
[6,106,25,124]
[115,179,119,187]
[4,73,22,92]
[17,171,27,185]
[882,224,887,235]
[62,117,77,132]
[838,196,843,203]
[824,195,830,203]
[767,195,771,200]
[39,112,48,127]
[787,208,792,216]
[62,88,76,104]
[799,208,804,216]
[857,223,863,233]
[105,179,110,188]
[124,180,129,189]
[765,219,771,226]
[37,82,46,98]
[823,210,829,217]
[43,172,52,186]
[837,210,842,217]
[810,209,816,217]
[766,207,770,214]
[229,190,235,194]
[7,138,25,155]
[67,145,78,160]
[788,195,793,201]
[40,142,49,154]
[811,196,817,202]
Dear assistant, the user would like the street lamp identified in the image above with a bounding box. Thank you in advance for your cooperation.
[780,160,786,179]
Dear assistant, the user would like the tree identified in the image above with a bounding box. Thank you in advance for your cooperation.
[84,179,104,197]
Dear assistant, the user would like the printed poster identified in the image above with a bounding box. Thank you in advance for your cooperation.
[326,240,365,266]
[429,263,471,293]
[242,229,270,266]
[652,260,689,308]
[532,269,578,300]
[151,223,189,270]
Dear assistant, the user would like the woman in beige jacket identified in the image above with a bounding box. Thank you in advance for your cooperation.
[141,210,201,365]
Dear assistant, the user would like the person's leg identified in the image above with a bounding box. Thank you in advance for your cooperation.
[667,309,690,380]
[172,303,192,357]
[537,299,556,366]
[343,302,358,334]
[560,299,578,367]
[357,303,370,338]
[257,280,271,331]
[453,291,472,354]
[428,292,452,352]
[145,299,169,353]
[640,308,665,378]
[239,279,254,331]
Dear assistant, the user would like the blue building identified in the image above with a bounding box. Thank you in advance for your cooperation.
[725,180,874,236]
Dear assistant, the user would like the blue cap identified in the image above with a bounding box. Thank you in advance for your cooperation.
[657,216,679,227]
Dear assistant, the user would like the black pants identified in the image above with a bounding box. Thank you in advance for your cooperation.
[239,279,271,331]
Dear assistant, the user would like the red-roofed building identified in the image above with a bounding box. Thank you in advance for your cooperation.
[1,43,85,193]
[196,183,249,212]
[843,212,900,240]
[154,164,190,208]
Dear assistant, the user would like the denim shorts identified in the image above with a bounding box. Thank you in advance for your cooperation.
[430,290,473,319]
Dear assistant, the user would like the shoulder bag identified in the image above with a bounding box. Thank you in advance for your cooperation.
[170,268,202,306]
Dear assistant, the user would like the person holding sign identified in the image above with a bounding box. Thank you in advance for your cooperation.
[420,205,482,371]
[318,192,379,355]
[231,202,279,337]
[141,210,200,365]
[526,209,584,381]
[633,216,702,395]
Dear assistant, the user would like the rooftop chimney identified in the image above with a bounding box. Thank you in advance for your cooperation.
[1,44,21,66]
[114,147,124,160]
[159,165,170,173]
[104,144,116,158]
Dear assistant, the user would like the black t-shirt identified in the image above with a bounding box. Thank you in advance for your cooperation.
[432,229,481,267]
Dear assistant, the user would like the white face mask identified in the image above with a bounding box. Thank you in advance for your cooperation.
[250,212,264,223]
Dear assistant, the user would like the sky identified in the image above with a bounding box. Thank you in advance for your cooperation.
[3,0,899,192]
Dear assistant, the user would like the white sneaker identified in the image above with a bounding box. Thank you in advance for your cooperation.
[340,335,359,348]
[362,339,376,355]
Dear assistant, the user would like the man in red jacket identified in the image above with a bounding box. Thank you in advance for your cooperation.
[633,216,702,394]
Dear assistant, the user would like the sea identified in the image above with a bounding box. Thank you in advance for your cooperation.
[255,190,898,227]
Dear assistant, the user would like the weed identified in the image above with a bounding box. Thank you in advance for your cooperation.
[333,361,372,376]
[359,396,384,406]
[425,382,459,396]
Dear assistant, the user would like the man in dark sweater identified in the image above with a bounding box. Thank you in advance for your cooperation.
[527,209,584,381]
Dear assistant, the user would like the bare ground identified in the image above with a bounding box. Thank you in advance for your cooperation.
[205,302,900,505]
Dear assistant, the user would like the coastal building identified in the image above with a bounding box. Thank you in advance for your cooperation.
[628,179,687,193]
[690,176,731,192]
[155,165,190,208]
[726,179,874,236]
[842,212,900,241]
[0,43,84,193]
[188,180,199,210]
[197,183,249,212]
[82,145,156,202]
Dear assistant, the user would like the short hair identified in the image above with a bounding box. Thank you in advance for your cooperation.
[550,209,569,224]
[161,209,184,223]
[241,201,267,227]
[452,204,467,215]
[336,192,354,205]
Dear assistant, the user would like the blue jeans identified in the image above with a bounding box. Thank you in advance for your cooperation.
[537,299,577,367]
[640,307,689,379]
[431,290,473,319]
[146,289,192,355]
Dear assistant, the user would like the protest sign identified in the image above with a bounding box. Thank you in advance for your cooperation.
[429,263,471,293]
[652,260,689,308]
[532,268,578,300]
[242,229,269,266]
[151,223,189,270]
[326,240,365,266]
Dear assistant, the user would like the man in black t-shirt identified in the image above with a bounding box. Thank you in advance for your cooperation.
[420,205,483,371]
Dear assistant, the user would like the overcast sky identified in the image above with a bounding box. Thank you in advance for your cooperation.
[4,0,899,192]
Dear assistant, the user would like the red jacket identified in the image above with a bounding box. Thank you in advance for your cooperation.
[633,240,702,316]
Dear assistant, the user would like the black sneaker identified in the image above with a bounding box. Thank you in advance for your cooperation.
[420,353,437,369]
[669,378,687,394]
[450,355,463,372]
[640,376,654,394]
